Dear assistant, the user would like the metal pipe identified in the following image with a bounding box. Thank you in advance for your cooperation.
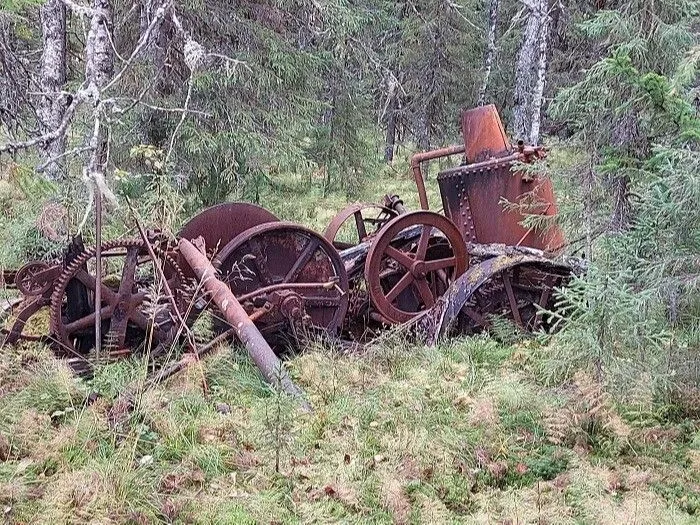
[94,189,102,360]
[178,238,311,411]
[439,148,542,175]
[409,144,465,210]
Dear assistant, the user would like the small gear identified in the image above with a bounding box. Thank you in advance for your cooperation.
[15,261,54,296]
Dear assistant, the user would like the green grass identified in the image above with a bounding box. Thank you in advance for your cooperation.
[1,336,699,524]
[2,160,699,523]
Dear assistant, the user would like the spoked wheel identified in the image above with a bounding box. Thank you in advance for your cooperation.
[14,261,60,296]
[457,260,571,335]
[214,222,349,350]
[423,255,575,345]
[365,211,468,324]
[1,297,48,345]
[2,262,61,345]
[324,203,398,250]
[49,239,185,372]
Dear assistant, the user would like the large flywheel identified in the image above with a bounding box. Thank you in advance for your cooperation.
[214,222,349,349]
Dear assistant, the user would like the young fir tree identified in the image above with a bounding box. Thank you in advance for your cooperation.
[547,0,700,399]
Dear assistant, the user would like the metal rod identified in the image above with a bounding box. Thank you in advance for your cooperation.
[234,280,336,304]
[149,328,236,385]
[94,188,102,359]
[127,199,197,352]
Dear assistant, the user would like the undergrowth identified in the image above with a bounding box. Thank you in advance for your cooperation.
[1,154,699,523]
[1,334,699,524]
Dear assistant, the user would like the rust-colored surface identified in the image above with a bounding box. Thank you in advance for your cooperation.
[323,202,397,250]
[438,156,564,251]
[2,297,49,345]
[409,144,465,210]
[14,261,60,296]
[179,237,309,406]
[365,211,468,324]
[178,202,279,249]
[1,269,17,288]
[420,253,575,345]
[49,239,183,360]
[1,104,583,390]
[2,262,62,345]
[437,105,565,252]
[178,202,279,276]
[214,222,349,343]
[461,104,511,162]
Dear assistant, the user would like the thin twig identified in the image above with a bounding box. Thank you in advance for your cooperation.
[102,2,170,92]
[0,84,89,154]
[165,75,193,166]
[36,146,93,172]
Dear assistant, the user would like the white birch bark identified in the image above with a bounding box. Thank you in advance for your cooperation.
[85,0,114,179]
[384,71,399,163]
[512,0,539,142]
[85,0,114,90]
[529,0,550,145]
[38,0,67,181]
[478,0,499,107]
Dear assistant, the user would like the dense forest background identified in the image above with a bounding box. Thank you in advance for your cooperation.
[1,0,700,521]
[1,0,698,395]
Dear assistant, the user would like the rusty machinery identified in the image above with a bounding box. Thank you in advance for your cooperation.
[0,105,583,390]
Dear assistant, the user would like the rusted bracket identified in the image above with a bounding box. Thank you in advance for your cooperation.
[178,237,312,411]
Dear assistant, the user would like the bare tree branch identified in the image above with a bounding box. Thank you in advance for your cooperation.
[0,86,89,154]
[102,1,170,91]
[165,75,194,165]
[37,145,93,172]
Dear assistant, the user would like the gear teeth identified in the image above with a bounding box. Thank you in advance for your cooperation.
[49,238,186,361]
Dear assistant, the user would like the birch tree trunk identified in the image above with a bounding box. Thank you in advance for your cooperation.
[86,0,114,89]
[385,94,398,163]
[529,0,550,144]
[38,0,67,181]
[512,0,539,141]
[477,0,499,106]
[85,0,114,176]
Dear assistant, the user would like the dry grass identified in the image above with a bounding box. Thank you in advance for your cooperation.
[1,334,698,524]
[1,169,699,523]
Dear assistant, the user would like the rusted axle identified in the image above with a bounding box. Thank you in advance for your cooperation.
[178,238,311,410]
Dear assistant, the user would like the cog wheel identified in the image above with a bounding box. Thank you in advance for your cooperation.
[49,238,186,366]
